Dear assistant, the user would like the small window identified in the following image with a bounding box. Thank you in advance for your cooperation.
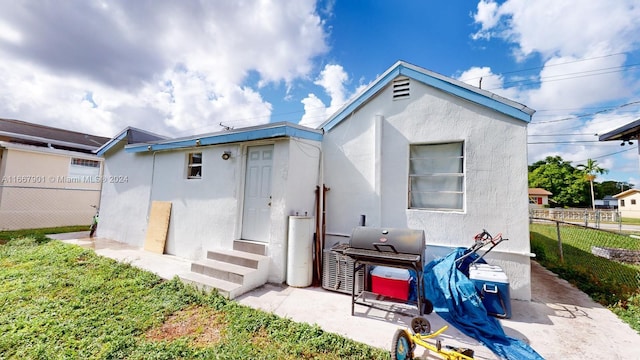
[621,199,626,207]
[69,157,101,179]
[409,142,464,210]
[632,199,637,205]
[187,153,202,179]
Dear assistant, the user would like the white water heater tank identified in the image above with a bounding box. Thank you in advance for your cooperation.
[286,216,314,287]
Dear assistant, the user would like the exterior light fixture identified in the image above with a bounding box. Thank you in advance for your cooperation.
[222,151,231,160]
[195,139,201,146]
[147,145,152,151]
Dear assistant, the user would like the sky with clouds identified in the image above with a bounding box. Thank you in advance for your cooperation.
[1,0,640,185]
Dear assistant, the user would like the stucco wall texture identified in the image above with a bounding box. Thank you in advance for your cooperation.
[322,79,532,300]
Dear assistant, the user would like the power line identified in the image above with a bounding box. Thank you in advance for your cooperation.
[529,100,640,125]
[486,63,640,90]
[572,146,638,163]
[528,140,601,144]
[528,133,596,137]
[167,51,639,136]
[459,52,628,82]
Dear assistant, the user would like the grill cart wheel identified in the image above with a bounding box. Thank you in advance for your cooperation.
[410,316,431,335]
[391,329,414,360]
[422,299,434,315]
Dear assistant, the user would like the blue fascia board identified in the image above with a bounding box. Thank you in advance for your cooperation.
[398,66,532,123]
[322,67,401,131]
[125,124,322,153]
[322,63,532,132]
[96,130,129,156]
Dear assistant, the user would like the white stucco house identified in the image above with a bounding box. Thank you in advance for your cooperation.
[614,189,640,218]
[96,60,535,300]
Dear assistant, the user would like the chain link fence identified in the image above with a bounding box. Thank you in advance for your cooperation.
[0,185,99,231]
[529,218,640,304]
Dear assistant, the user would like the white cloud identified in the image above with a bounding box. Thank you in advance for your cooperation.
[471,1,500,40]
[470,0,640,182]
[299,63,351,128]
[473,0,640,60]
[299,93,327,128]
[0,0,328,137]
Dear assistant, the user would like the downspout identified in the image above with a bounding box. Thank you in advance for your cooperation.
[147,150,158,220]
[375,114,383,226]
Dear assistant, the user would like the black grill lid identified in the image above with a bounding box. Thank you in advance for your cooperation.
[349,226,425,255]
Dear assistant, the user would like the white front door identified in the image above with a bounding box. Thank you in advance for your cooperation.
[242,145,273,242]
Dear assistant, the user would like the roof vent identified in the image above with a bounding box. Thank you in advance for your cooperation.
[392,77,410,100]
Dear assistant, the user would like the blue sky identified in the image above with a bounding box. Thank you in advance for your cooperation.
[1,0,639,186]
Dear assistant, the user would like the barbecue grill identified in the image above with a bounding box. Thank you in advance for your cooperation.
[343,226,433,316]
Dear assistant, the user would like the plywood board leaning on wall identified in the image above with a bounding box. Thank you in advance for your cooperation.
[144,201,172,254]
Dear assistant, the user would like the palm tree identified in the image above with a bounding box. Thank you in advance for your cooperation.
[577,159,608,210]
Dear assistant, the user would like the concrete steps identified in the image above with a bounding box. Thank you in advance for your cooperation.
[179,240,269,299]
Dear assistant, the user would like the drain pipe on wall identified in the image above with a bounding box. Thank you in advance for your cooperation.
[146,150,158,220]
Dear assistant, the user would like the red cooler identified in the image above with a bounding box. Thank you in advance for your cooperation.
[370,266,410,301]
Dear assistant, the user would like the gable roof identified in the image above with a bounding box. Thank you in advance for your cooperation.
[96,127,169,156]
[0,117,110,152]
[613,189,640,199]
[320,60,535,131]
[529,188,552,196]
[124,122,322,153]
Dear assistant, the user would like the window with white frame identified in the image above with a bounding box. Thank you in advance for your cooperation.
[69,157,101,179]
[409,142,464,210]
[187,152,202,179]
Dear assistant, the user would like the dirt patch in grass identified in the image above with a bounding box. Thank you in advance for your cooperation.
[145,305,226,347]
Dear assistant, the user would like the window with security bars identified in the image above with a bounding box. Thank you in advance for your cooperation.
[187,152,202,179]
[409,142,464,210]
[69,157,101,178]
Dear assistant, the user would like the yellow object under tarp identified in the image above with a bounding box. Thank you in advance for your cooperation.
[144,201,172,254]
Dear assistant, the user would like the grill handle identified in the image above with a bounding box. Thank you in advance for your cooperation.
[372,243,398,253]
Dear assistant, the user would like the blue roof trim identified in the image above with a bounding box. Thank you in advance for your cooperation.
[399,66,532,122]
[125,123,322,153]
[95,130,128,156]
[96,127,168,156]
[321,62,534,132]
[322,67,401,131]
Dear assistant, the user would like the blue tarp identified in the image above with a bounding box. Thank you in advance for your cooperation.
[423,248,544,360]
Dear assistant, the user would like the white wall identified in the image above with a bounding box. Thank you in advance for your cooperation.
[322,79,532,300]
[98,141,154,246]
[149,144,241,260]
[618,191,640,218]
[99,137,321,284]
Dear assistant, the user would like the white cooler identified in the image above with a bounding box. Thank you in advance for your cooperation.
[469,264,511,319]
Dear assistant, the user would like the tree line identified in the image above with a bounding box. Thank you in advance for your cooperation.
[528,156,632,209]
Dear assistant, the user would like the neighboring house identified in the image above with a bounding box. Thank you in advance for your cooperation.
[614,189,640,218]
[594,195,618,209]
[528,188,552,207]
[96,60,535,300]
[0,118,109,230]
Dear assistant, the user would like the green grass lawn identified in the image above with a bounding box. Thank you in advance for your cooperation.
[621,217,640,225]
[530,223,640,333]
[0,235,388,359]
